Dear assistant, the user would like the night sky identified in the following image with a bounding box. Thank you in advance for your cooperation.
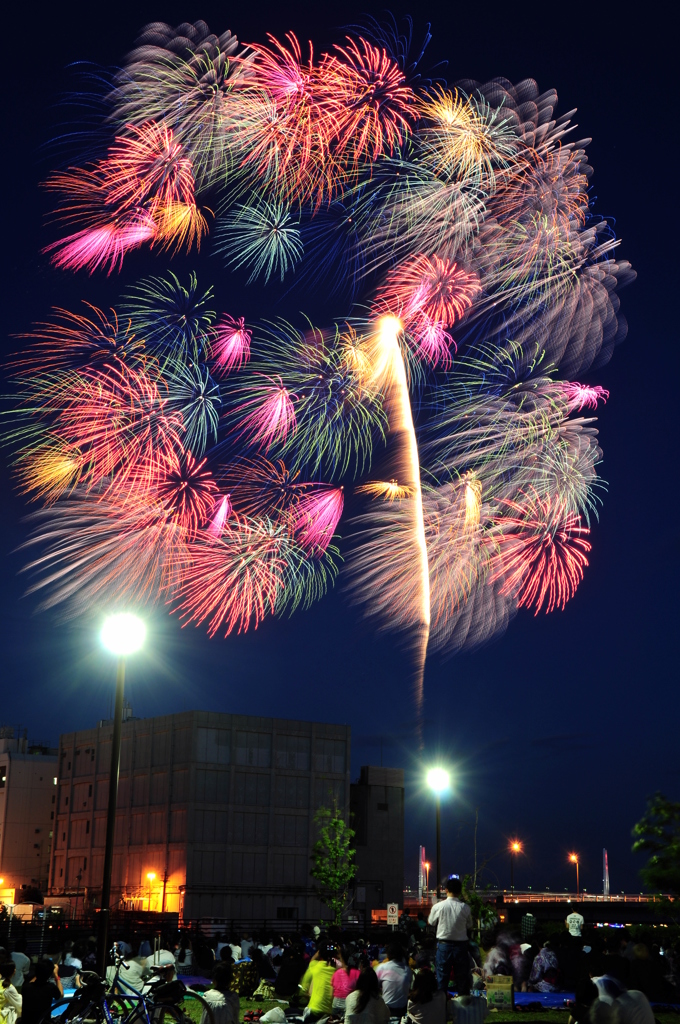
[2,0,677,897]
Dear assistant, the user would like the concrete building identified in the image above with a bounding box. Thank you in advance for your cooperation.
[0,728,58,896]
[350,766,404,923]
[50,710,351,924]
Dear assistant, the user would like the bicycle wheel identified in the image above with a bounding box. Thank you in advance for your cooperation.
[175,990,215,1024]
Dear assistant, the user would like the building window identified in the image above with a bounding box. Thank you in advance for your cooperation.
[86,820,90,834]
[235,731,271,768]
[59,868,63,877]
[88,784,92,797]
[67,762,71,770]
[62,833,66,841]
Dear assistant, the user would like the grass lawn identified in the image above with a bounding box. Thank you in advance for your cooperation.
[182,995,680,1024]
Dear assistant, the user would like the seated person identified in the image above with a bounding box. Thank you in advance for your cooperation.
[201,964,240,1024]
[20,960,63,1024]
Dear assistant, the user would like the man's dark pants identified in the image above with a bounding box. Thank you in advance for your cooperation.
[435,939,470,993]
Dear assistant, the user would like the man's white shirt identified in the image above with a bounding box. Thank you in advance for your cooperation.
[428,896,472,940]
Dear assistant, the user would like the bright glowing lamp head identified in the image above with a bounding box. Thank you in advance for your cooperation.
[426,767,450,794]
[511,841,522,853]
[146,871,156,882]
[569,853,578,863]
[424,861,430,869]
[100,613,146,656]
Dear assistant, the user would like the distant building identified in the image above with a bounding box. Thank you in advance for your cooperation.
[50,710,351,924]
[351,766,404,923]
[0,728,58,896]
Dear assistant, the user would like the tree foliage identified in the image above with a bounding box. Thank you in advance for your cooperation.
[310,800,356,926]
[632,792,680,897]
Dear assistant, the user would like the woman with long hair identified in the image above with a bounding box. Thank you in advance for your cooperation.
[406,970,447,1024]
[345,968,389,1024]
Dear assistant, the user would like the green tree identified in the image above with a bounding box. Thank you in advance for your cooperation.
[632,793,680,897]
[310,800,356,926]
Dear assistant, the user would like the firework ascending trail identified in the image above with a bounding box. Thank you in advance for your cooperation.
[4,17,634,720]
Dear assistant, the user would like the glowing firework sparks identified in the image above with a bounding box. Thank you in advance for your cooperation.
[4,18,633,694]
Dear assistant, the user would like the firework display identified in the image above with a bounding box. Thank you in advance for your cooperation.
[5,18,633,686]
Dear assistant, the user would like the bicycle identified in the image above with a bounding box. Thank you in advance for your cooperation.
[44,949,215,1024]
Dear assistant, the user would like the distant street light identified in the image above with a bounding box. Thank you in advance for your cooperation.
[509,840,522,891]
[569,853,580,895]
[424,861,431,894]
[97,613,145,977]
[426,768,451,900]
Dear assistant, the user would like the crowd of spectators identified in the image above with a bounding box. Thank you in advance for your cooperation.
[0,913,677,1024]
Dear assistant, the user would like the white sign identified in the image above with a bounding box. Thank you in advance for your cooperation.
[386,903,399,925]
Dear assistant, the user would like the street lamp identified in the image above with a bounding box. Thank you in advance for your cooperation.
[146,871,156,912]
[426,768,450,901]
[569,853,580,896]
[424,861,430,895]
[509,840,522,891]
[97,612,145,977]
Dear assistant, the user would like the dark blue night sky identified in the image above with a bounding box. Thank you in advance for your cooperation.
[1,0,677,897]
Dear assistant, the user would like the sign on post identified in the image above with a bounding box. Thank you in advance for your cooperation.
[386,903,399,926]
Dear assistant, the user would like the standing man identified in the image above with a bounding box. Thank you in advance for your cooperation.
[428,876,472,994]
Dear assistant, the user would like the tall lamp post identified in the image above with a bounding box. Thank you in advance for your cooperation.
[424,861,430,895]
[146,871,156,912]
[569,853,580,896]
[97,613,145,978]
[509,840,522,891]
[426,768,450,901]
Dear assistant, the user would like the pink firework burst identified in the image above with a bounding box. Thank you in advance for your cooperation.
[211,315,252,373]
[410,316,456,368]
[238,377,297,451]
[207,494,232,538]
[293,485,344,554]
[490,489,591,614]
[563,382,610,412]
[45,213,157,275]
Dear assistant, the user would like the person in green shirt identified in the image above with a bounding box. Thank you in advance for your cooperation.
[299,943,338,1018]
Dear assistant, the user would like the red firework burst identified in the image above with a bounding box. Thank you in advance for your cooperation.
[490,489,591,614]
[44,121,204,271]
[155,452,219,540]
[239,33,343,204]
[377,254,480,328]
[176,520,285,635]
[33,361,183,496]
[324,37,416,162]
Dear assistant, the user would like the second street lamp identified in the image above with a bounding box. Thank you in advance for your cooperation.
[97,613,146,977]
[426,768,450,901]
[509,840,522,891]
[569,853,580,896]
